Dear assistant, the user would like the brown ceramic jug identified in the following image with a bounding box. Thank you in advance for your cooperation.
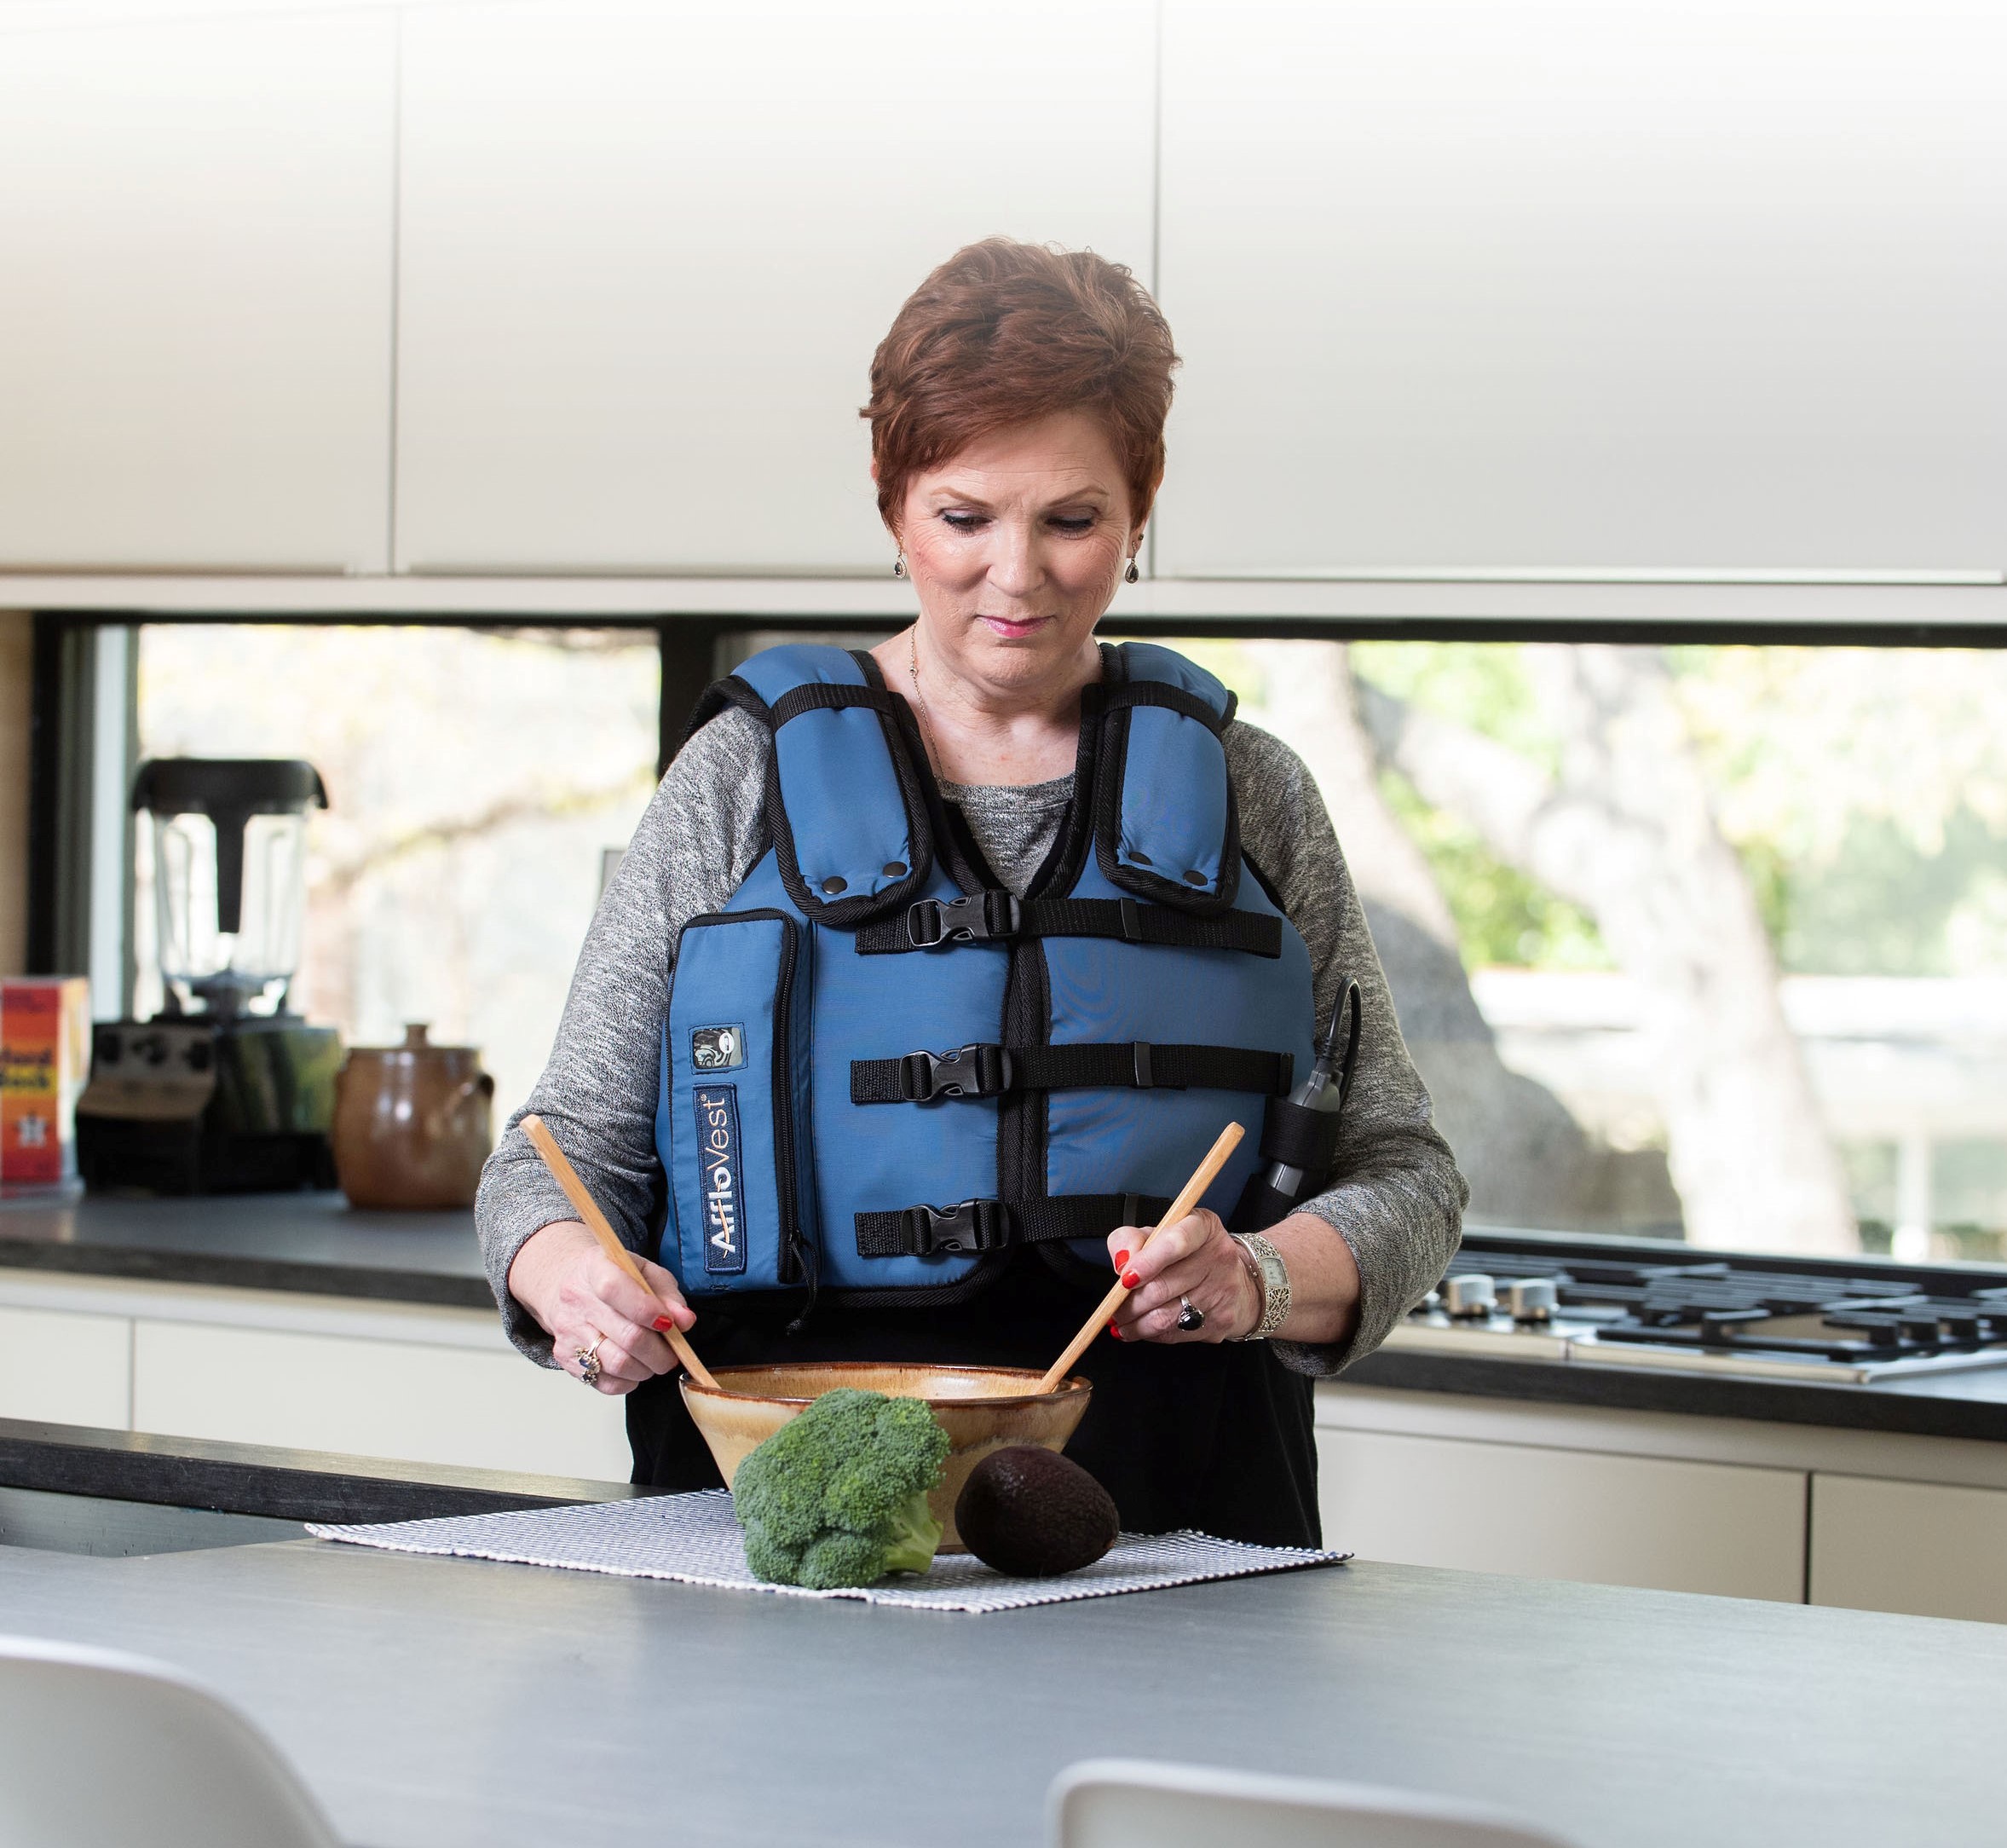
[332,1024,495,1210]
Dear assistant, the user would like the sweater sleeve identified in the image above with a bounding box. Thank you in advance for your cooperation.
[473,707,773,1362]
[1225,720,1468,1376]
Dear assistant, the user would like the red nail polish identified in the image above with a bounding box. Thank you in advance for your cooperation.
[653,1316,676,1332]
[1123,1270,1141,1290]
[1109,1322,1122,1340]
[1114,1249,1130,1269]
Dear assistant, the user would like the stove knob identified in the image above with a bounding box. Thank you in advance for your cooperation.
[1505,1279,1557,1325]
[1443,1274,1497,1320]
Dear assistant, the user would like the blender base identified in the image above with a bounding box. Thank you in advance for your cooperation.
[76,1017,342,1197]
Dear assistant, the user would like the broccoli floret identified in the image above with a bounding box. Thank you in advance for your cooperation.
[731,1388,951,1588]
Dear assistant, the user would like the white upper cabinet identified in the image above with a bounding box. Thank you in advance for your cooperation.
[0,12,396,573]
[393,0,1156,574]
[1153,0,2007,580]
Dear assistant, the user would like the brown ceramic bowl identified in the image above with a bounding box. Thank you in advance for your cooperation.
[680,1361,1092,1553]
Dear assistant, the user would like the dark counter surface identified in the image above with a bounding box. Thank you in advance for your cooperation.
[1346,1346,2007,1443]
[3,1515,2001,1847]
[0,1415,648,1525]
[4,1195,2006,1443]
[0,1187,491,1308]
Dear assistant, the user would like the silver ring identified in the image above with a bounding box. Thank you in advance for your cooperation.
[574,1335,605,1388]
[1176,1296,1206,1332]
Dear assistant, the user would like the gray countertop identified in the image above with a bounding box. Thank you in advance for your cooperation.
[3,1533,2002,1848]
[0,1188,490,1308]
[1347,1345,2007,1441]
[4,1193,2005,1442]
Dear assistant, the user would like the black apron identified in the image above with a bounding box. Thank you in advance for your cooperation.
[625,1252,1322,1549]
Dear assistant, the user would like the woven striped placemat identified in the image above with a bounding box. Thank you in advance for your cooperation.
[309,1489,1349,1614]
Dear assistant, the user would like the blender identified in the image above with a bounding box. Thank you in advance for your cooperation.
[76,759,343,1194]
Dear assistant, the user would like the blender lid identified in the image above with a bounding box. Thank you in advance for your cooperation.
[131,759,328,816]
[132,759,328,941]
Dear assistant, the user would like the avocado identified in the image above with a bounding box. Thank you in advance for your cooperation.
[954,1446,1120,1577]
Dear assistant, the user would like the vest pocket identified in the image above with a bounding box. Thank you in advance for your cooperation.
[664,910,815,1295]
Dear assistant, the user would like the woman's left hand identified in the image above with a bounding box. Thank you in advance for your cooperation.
[1104,1208,1260,1344]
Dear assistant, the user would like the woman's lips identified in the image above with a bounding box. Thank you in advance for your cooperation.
[977,614,1056,639]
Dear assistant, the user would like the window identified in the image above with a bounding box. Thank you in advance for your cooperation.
[1167,638,2007,1265]
[91,619,2007,1267]
[134,623,660,1122]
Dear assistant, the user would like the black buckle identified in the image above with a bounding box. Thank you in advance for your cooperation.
[905,891,1022,949]
[897,1042,1014,1102]
[903,1198,1009,1255]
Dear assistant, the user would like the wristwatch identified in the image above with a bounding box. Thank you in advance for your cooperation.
[1230,1232,1292,1341]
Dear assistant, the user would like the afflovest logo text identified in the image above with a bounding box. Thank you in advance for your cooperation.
[693,1084,747,1274]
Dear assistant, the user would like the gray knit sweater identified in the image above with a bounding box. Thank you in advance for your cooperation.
[476,706,1466,1373]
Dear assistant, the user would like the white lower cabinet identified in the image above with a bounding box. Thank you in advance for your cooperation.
[131,1319,632,1483]
[1317,1383,2007,1620]
[0,1304,131,1432]
[0,1273,632,1485]
[1317,1426,1807,1602]
[1809,1475,2007,1624]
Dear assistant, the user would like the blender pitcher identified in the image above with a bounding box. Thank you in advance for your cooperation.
[135,759,327,1018]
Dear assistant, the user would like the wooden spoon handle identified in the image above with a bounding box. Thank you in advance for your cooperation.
[519,1113,720,1392]
[1035,1121,1246,1395]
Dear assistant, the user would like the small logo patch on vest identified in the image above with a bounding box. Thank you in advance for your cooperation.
[691,1024,747,1071]
[693,1085,747,1274]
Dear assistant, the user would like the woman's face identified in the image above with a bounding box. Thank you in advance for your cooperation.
[892,411,1139,701]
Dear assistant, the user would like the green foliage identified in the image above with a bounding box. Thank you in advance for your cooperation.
[1375,767,1612,969]
[1351,641,1561,771]
[731,1388,950,1589]
[1352,638,2007,979]
[1345,643,1608,968]
[1758,808,2007,977]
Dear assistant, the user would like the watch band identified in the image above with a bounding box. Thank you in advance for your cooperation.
[1230,1232,1291,1340]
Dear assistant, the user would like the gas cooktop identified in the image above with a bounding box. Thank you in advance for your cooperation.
[1389,1236,2007,1383]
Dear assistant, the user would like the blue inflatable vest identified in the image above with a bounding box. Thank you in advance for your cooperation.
[654,641,1317,1305]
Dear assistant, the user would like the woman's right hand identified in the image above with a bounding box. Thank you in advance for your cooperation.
[506,1220,696,1395]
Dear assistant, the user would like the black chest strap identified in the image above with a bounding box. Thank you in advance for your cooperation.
[855,1193,1173,1258]
[856,891,1283,958]
[851,1042,1294,1106]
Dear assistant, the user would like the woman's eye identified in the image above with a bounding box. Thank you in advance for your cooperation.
[1049,515,1097,534]
[940,511,987,533]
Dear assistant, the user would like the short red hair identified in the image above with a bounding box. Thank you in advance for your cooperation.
[862,238,1180,534]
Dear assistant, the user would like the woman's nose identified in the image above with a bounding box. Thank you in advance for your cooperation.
[983,520,1046,599]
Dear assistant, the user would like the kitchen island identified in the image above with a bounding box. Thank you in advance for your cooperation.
[3,1498,2003,1848]
[4,1193,2007,1616]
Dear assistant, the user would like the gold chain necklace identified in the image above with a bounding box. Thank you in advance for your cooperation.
[907,627,946,777]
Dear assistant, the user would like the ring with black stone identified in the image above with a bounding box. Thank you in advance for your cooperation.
[575,1335,605,1388]
[1176,1296,1206,1332]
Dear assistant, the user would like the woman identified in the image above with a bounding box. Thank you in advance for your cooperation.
[477,238,1465,1547]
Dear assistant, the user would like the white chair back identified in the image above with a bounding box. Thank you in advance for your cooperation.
[1051,1758,1576,1848]
[0,1635,343,1848]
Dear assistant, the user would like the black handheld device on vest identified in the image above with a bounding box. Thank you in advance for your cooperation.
[1232,979,1362,1233]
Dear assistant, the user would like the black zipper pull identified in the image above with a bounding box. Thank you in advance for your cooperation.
[785,1231,821,1335]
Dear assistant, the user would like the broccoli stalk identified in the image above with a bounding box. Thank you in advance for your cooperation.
[872,1491,944,1579]
[730,1388,951,1589]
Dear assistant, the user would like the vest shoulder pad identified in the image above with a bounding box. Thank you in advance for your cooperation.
[1093,642,1242,915]
[689,643,931,925]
